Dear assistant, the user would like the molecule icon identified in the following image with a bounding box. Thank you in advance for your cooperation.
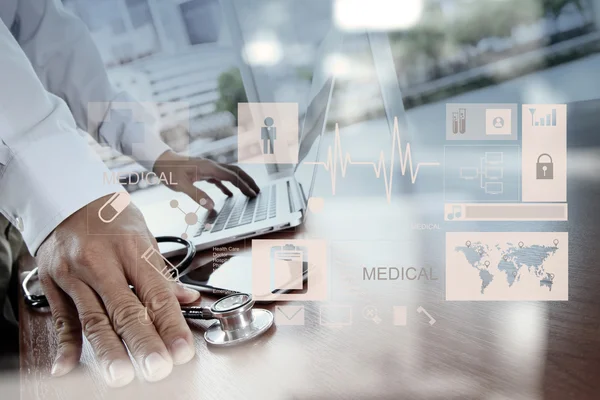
[170,199,212,239]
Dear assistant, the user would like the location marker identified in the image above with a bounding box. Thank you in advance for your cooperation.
[503,255,508,261]
[513,271,517,276]
[484,261,490,267]
[466,241,471,248]
[553,239,559,246]
[518,241,524,248]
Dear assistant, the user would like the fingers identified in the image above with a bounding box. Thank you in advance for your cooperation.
[172,282,201,304]
[208,179,233,197]
[222,165,261,194]
[87,262,175,383]
[146,234,201,305]
[179,181,215,210]
[124,246,197,367]
[64,281,136,388]
[39,271,82,378]
[208,163,259,197]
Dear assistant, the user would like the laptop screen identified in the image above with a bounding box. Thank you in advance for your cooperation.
[293,76,335,207]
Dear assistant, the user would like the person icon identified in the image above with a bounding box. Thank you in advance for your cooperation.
[493,117,504,128]
[261,116,276,154]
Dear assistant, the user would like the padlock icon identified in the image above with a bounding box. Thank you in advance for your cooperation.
[536,153,553,179]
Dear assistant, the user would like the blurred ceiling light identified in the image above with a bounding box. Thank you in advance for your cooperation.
[243,34,283,66]
[334,0,423,31]
[325,53,352,77]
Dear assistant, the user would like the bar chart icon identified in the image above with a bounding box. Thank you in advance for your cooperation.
[529,108,557,127]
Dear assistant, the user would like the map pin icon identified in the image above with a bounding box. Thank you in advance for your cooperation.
[466,241,471,248]
[518,241,524,248]
[484,261,490,267]
[503,255,508,261]
[553,239,559,246]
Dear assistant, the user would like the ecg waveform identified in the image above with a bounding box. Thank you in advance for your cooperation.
[306,117,440,202]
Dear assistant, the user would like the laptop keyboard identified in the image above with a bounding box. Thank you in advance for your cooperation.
[194,184,277,237]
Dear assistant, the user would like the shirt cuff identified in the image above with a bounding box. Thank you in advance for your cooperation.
[0,130,123,255]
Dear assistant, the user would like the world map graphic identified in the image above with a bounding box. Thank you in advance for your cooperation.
[454,241,559,294]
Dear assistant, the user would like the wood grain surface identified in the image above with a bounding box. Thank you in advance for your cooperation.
[17,102,600,399]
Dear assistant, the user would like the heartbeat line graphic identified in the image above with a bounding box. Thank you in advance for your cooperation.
[306,116,440,202]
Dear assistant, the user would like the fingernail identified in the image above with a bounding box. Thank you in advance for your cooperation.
[106,359,135,388]
[170,338,195,365]
[51,356,71,377]
[143,352,172,382]
[183,286,201,301]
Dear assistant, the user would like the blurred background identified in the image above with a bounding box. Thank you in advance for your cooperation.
[64,0,600,190]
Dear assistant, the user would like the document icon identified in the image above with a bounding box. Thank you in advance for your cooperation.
[393,306,407,326]
[275,305,305,325]
[252,239,328,302]
[270,244,308,293]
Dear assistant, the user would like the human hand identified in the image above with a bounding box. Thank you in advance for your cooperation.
[153,151,260,209]
[36,196,201,387]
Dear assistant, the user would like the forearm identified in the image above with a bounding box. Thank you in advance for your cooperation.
[16,0,170,170]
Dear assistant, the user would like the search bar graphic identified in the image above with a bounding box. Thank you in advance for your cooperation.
[445,203,567,221]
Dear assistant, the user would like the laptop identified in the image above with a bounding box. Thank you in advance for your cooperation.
[142,31,341,256]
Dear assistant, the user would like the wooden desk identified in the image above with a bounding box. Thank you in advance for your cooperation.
[17,100,600,399]
[17,184,600,399]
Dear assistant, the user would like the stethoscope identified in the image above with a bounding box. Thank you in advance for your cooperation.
[22,236,274,347]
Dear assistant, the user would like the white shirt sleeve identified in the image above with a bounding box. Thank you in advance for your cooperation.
[15,0,171,170]
[0,20,124,254]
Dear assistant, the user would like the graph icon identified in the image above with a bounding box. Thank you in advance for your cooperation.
[529,107,557,127]
[306,117,440,202]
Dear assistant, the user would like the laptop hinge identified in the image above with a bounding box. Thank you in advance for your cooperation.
[287,180,303,213]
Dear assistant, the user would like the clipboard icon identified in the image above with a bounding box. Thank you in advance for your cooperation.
[270,244,308,294]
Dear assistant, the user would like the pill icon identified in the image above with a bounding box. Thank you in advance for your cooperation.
[98,192,131,223]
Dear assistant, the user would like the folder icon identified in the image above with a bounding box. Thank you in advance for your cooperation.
[275,305,305,325]
[270,244,308,293]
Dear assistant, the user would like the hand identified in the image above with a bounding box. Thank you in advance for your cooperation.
[36,196,201,387]
[153,151,260,209]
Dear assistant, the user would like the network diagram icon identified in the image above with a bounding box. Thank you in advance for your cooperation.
[170,199,212,239]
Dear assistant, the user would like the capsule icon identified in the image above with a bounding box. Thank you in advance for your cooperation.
[98,192,131,223]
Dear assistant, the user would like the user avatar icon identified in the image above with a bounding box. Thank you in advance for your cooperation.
[485,108,511,135]
[237,102,299,164]
[261,117,276,154]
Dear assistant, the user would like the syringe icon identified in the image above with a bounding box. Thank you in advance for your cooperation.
[141,246,180,282]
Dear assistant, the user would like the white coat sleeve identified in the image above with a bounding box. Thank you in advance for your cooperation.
[15,0,171,170]
[0,19,124,254]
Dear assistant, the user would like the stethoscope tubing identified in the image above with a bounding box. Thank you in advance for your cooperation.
[23,236,197,310]
[22,236,273,346]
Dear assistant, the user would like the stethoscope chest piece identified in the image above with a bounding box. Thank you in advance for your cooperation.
[205,308,273,347]
[22,237,276,347]
[204,293,273,346]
